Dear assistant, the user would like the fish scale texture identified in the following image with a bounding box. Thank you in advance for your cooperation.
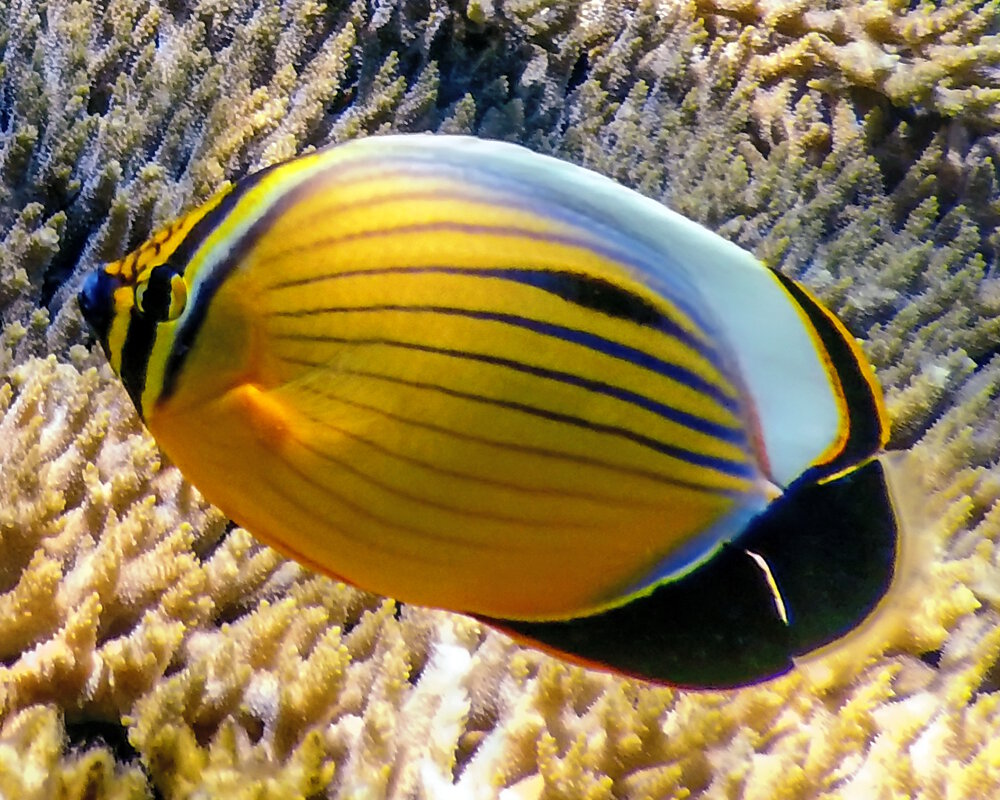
[1,0,1000,798]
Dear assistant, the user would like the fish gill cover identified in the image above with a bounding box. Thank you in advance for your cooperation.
[1,0,1000,798]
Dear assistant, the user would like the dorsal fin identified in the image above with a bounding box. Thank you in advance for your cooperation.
[769,272,889,485]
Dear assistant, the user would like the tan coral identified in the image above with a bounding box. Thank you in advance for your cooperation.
[0,704,149,800]
[0,356,223,719]
[699,0,1000,125]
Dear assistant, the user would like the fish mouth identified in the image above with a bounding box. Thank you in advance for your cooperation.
[78,268,123,347]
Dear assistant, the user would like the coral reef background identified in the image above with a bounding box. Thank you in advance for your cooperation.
[2,0,1000,797]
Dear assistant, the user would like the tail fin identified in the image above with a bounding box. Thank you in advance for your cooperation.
[794,449,935,687]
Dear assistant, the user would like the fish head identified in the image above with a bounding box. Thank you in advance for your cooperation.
[77,190,238,417]
[77,188,235,385]
[78,246,189,374]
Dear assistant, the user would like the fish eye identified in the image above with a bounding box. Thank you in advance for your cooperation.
[134,269,187,322]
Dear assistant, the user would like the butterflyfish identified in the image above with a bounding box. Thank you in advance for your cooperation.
[78,134,901,688]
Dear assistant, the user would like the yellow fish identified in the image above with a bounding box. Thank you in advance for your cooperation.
[79,134,898,688]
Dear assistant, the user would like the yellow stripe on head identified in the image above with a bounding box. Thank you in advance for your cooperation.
[104,187,234,283]
[106,285,134,375]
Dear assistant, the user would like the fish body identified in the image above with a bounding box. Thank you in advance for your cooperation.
[79,134,896,687]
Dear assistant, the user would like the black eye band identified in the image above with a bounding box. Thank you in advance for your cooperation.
[136,267,177,321]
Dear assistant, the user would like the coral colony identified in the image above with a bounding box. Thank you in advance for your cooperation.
[1,1,1000,797]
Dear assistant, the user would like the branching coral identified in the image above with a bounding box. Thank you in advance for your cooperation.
[3,0,1000,798]
[0,704,150,800]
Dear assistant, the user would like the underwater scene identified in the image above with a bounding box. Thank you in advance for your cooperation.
[2,0,1000,797]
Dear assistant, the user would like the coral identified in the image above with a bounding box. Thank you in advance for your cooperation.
[3,0,1000,798]
[0,704,149,800]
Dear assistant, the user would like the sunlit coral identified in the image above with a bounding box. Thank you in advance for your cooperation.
[3,0,1000,798]
[0,704,149,800]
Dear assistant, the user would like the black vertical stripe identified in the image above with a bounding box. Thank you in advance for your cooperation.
[119,310,158,418]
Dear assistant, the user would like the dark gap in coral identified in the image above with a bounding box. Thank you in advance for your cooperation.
[247,50,279,94]
[453,729,487,779]
[392,0,441,87]
[432,15,505,110]
[453,701,500,775]
[162,0,190,24]
[792,80,830,123]
[41,210,96,310]
[199,8,235,53]
[406,647,428,686]
[886,416,937,452]
[162,657,185,679]
[98,610,143,645]
[214,599,254,627]
[960,498,994,536]
[192,718,222,748]
[339,614,359,637]
[0,94,11,132]
[240,712,265,745]
[970,344,1000,376]
[325,57,360,120]
[391,601,404,622]
[172,136,197,183]
[0,540,40,597]
[290,1,357,105]
[871,106,944,199]
[398,46,427,88]
[605,71,643,109]
[566,49,589,94]
[745,117,773,161]
[65,717,136,759]
[65,714,160,797]
[125,213,156,256]
[146,775,166,800]
[518,81,547,131]
[397,0,433,29]
[195,519,237,563]
[87,82,112,116]
[971,656,1000,702]
[918,648,943,668]
[928,184,964,227]
[343,609,383,661]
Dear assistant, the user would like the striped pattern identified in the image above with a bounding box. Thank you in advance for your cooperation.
[82,134,889,624]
